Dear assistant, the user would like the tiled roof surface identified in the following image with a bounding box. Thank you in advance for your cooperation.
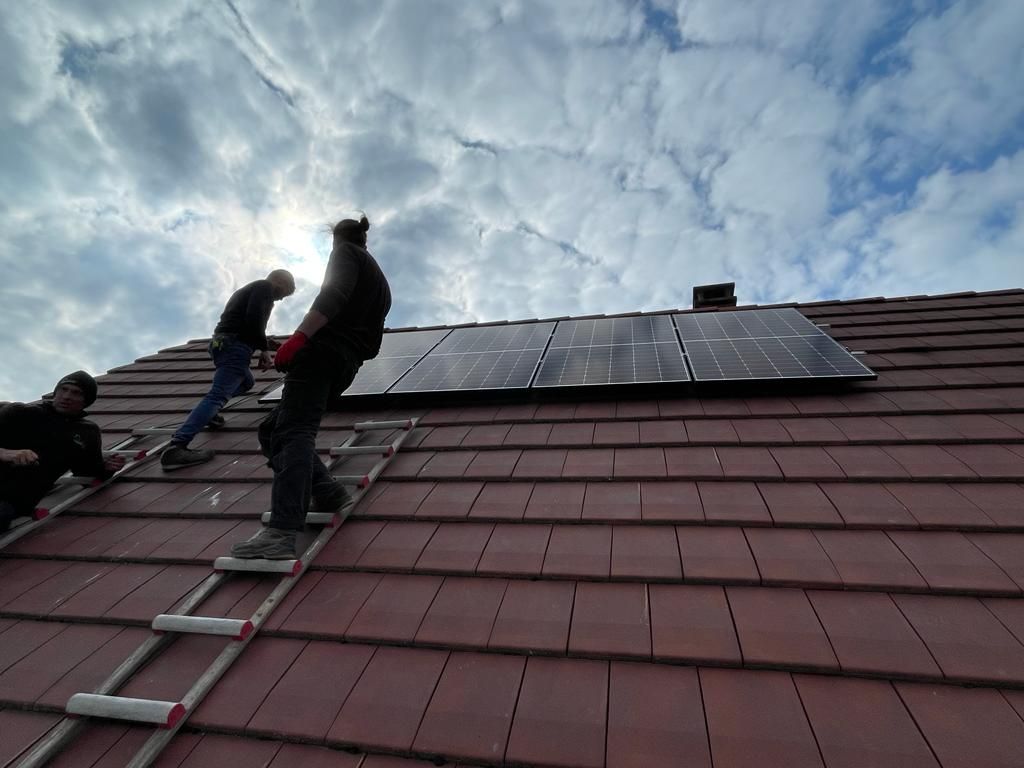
[4,288,1024,766]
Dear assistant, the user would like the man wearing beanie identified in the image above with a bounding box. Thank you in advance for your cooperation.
[231,215,391,560]
[0,371,125,533]
[161,269,296,471]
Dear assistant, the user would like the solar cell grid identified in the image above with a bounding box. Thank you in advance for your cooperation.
[549,315,678,348]
[433,323,554,354]
[390,348,544,392]
[675,308,819,341]
[534,342,689,387]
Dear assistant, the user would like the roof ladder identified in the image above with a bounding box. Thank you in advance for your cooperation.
[16,416,419,768]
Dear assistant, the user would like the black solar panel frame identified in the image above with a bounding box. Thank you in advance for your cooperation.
[388,322,556,393]
[675,308,875,382]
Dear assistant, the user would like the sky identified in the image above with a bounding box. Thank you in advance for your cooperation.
[1,0,1023,403]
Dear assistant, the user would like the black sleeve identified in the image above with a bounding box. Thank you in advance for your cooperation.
[311,245,361,320]
[0,403,30,447]
[244,282,274,351]
[69,422,110,479]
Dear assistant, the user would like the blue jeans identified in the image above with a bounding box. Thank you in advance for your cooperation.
[259,345,359,531]
[172,337,255,446]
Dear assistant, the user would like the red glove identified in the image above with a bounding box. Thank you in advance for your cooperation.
[274,332,308,371]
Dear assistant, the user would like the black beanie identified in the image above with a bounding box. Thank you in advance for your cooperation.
[55,371,98,407]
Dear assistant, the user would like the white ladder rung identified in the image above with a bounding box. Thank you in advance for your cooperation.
[330,444,395,457]
[108,448,148,459]
[66,694,185,728]
[333,474,369,488]
[131,427,179,436]
[151,615,253,640]
[354,419,413,432]
[54,475,100,487]
[213,557,301,575]
[260,511,337,526]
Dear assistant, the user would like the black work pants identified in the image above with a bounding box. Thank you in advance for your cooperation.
[258,346,359,532]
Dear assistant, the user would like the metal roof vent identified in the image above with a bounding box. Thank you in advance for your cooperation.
[692,282,737,309]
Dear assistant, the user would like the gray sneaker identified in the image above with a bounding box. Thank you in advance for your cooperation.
[161,445,215,471]
[229,527,296,560]
[311,482,354,514]
[206,414,226,430]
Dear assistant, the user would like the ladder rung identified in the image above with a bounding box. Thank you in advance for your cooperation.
[132,427,179,436]
[66,694,185,728]
[333,474,369,488]
[260,511,337,526]
[54,475,101,487]
[33,508,50,520]
[354,419,413,432]
[109,448,148,459]
[151,615,253,640]
[213,557,301,576]
[329,444,395,457]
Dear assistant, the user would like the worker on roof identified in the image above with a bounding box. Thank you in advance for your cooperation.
[230,214,391,560]
[161,269,296,471]
[0,371,126,533]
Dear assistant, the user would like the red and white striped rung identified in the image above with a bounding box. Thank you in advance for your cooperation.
[66,694,185,728]
[151,615,253,641]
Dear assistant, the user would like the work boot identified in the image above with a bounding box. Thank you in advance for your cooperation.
[229,527,296,560]
[311,481,354,514]
[161,445,215,471]
[206,414,226,430]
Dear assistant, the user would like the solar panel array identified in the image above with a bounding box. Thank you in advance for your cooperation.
[534,316,690,387]
[260,307,872,402]
[675,308,874,381]
[389,323,556,393]
[342,328,450,396]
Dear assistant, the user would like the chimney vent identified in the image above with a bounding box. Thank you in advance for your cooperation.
[693,282,737,309]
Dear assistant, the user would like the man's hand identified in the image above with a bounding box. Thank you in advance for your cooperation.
[0,448,39,466]
[274,331,308,371]
[266,338,282,351]
[103,454,126,473]
[258,351,274,370]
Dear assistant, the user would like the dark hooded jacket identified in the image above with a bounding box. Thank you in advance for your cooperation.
[0,402,110,514]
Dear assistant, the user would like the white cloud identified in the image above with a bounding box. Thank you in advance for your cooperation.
[1,0,1023,402]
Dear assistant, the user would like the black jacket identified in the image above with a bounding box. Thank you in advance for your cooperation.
[310,242,392,362]
[0,402,110,514]
[214,279,275,351]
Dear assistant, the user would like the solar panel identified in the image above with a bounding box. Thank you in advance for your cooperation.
[258,328,450,402]
[534,315,690,387]
[343,328,451,396]
[675,308,875,381]
[389,323,555,393]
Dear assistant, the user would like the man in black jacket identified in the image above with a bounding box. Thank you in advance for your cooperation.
[231,216,391,560]
[0,371,125,532]
[161,269,295,471]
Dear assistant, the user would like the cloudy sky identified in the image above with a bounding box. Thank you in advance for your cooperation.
[1,0,1022,402]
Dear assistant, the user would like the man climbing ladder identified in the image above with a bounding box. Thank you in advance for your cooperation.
[231,214,391,560]
[161,269,296,471]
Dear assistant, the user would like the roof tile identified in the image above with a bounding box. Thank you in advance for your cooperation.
[639,480,703,522]
[249,642,375,742]
[414,522,493,573]
[699,481,771,524]
[726,587,838,670]
[701,669,823,767]
[606,662,711,768]
[475,523,551,576]
[889,531,1019,594]
[569,582,651,657]
[795,676,940,768]
[770,447,845,479]
[511,448,567,478]
[488,580,574,653]
[412,651,524,763]
[813,530,926,591]
[523,481,585,521]
[416,482,483,519]
[758,482,843,526]
[807,591,940,678]
[505,657,608,768]
[611,525,682,580]
[415,577,508,649]
[677,527,760,584]
[581,481,641,521]
[346,574,442,643]
[744,529,841,587]
[894,594,1024,683]
[649,585,741,664]
[543,525,611,578]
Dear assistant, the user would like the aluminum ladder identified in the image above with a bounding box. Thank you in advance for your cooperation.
[17,417,418,768]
